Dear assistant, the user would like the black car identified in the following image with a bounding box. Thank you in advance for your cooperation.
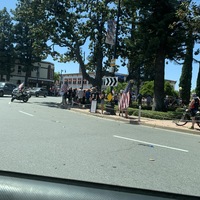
[0,82,17,97]
[30,87,48,97]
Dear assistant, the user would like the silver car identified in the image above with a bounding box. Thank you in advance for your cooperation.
[30,87,48,97]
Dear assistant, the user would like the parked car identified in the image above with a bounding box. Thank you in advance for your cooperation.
[0,82,17,97]
[30,87,48,97]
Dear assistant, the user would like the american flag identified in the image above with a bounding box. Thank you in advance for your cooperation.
[18,82,24,91]
[119,81,131,110]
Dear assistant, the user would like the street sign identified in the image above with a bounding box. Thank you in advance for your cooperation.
[104,77,118,86]
[107,93,113,102]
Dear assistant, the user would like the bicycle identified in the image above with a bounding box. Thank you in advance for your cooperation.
[174,109,200,127]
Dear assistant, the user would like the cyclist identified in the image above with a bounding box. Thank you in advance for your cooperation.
[188,93,200,129]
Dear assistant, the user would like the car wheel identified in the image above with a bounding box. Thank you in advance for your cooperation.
[36,93,39,97]
[0,91,4,97]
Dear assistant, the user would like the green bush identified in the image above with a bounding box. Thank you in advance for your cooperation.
[124,107,184,120]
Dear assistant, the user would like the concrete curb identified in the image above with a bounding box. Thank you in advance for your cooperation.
[70,108,200,135]
[140,121,200,135]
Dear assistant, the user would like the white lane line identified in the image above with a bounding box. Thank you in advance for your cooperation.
[19,111,34,117]
[113,135,189,153]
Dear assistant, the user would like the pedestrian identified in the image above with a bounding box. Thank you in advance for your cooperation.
[85,89,91,105]
[77,87,84,106]
[60,79,68,106]
[164,95,169,110]
[90,87,97,101]
[67,87,73,104]
[188,93,200,129]
[146,95,152,107]
[99,91,105,114]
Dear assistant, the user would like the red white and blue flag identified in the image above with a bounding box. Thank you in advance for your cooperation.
[18,82,24,91]
[119,82,131,110]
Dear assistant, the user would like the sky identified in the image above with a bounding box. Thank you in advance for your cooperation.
[1,0,200,91]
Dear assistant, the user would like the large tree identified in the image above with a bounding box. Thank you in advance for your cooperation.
[124,0,186,111]
[121,1,155,94]
[15,0,121,90]
[0,8,15,81]
[178,1,200,104]
[12,0,48,86]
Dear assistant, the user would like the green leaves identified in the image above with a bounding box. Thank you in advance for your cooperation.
[0,8,15,81]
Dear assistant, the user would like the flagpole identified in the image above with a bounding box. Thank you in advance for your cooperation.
[110,0,121,114]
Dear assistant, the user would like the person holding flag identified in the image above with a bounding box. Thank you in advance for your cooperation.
[18,82,25,91]
[118,81,132,118]
[16,82,25,96]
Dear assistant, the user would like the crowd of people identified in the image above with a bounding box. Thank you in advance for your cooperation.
[50,80,200,128]
[59,79,106,113]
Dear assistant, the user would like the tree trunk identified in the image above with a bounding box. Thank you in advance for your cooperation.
[152,46,165,111]
[196,62,200,97]
[179,32,194,105]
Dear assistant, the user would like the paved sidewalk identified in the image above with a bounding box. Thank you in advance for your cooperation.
[70,107,200,135]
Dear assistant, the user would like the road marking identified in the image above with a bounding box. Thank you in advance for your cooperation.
[19,111,34,117]
[113,135,189,153]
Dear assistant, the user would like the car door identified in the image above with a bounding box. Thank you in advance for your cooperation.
[3,84,11,95]
[6,84,16,95]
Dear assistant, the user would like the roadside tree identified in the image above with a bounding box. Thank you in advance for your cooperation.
[16,0,122,90]
[0,8,15,81]
[123,0,187,111]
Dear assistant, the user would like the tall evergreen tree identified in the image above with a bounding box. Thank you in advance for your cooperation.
[12,0,47,86]
[195,59,200,96]
[124,0,186,111]
[0,8,15,81]
[178,1,200,104]
[179,30,194,104]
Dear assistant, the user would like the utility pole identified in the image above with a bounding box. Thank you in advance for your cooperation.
[106,0,121,115]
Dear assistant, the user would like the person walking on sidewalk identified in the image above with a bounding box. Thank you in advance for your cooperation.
[60,79,69,107]
[99,91,105,114]
[188,93,200,129]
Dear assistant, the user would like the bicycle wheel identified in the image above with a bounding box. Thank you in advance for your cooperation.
[174,113,190,126]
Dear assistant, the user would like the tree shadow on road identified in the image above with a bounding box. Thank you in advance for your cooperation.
[33,101,61,108]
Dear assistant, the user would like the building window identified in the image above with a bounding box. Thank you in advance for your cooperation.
[18,66,22,74]
[73,78,77,84]
[68,78,72,84]
[83,79,87,84]
[78,78,82,84]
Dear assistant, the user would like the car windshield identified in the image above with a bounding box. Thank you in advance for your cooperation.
[1,0,200,199]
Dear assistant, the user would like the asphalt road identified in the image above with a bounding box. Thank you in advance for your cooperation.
[1,96,200,197]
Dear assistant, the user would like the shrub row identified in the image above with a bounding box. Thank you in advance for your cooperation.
[113,106,186,120]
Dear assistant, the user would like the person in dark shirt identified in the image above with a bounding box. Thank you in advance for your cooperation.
[188,93,200,129]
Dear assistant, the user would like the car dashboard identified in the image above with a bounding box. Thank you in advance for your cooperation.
[0,170,199,200]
